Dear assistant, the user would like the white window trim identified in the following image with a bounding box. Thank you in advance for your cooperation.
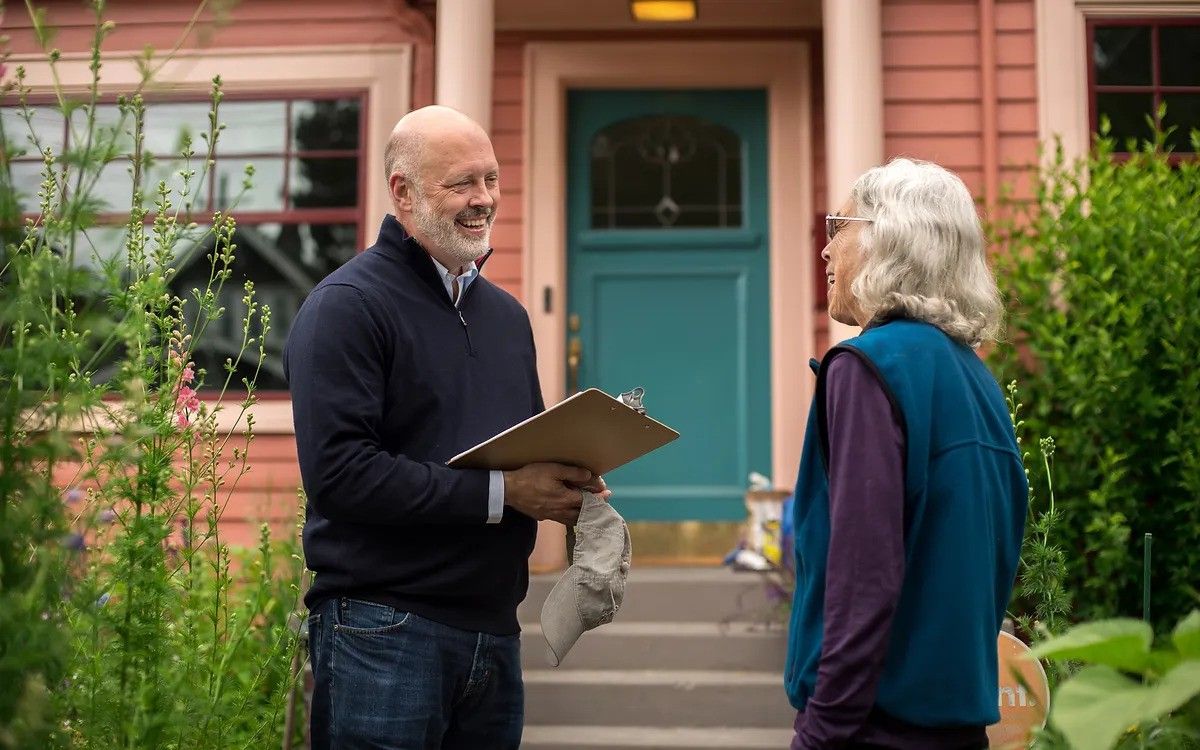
[10,44,413,433]
[1036,0,1200,164]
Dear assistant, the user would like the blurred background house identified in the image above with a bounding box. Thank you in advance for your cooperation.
[7,0,1198,569]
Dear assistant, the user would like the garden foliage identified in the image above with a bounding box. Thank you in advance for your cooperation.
[990,122,1200,633]
[0,2,304,747]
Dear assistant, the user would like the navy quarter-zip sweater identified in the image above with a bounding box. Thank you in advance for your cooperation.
[283,215,543,635]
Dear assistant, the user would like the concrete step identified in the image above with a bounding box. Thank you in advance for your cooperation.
[524,669,795,729]
[520,621,787,671]
[521,725,795,749]
[519,567,786,625]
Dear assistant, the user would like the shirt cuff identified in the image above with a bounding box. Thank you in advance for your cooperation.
[487,470,505,524]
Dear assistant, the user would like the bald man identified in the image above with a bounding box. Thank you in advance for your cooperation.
[285,106,605,749]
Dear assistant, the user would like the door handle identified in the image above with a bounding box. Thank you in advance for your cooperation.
[567,336,583,395]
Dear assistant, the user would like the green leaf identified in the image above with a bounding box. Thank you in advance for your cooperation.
[1172,610,1200,659]
[1029,618,1154,673]
[1050,665,1151,749]
[1144,660,1200,718]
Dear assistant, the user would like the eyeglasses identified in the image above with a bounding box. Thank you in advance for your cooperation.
[825,215,873,243]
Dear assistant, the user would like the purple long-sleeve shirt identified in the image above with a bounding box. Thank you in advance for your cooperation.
[791,353,988,750]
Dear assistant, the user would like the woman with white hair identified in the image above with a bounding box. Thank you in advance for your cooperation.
[785,159,1028,750]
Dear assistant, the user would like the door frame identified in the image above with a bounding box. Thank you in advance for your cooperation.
[523,40,814,488]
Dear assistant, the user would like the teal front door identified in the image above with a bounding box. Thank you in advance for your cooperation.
[567,89,771,522]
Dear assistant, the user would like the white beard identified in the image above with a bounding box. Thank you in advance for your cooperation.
[411,193,492,268]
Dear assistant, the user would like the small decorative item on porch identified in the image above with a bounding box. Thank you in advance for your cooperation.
[986,631,1050,749]
[727,473,790,571]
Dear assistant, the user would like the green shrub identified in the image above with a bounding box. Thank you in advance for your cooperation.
[1029,610,1200,749]
[989,124,1200,632]
[1,3,306,747]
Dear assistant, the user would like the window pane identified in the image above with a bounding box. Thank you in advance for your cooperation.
[91,160,134,214]
[2,105,65,157]
[216,101,287,155]
[293,99,361,151]
[145,102,212,158]
[144,158,209,212]
[11,161,51,213]
[1160,25,1200,86]
[590,115,743,229]
[169,222,359,391]
[291,157,357,207]
[214,157,285,211]
[1097,93,1155,147]
[70,104,135,158]
[1163,94,1200,152]
[1094,26,1152,86]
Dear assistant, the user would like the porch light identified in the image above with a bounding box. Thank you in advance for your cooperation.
[630,1,697,23]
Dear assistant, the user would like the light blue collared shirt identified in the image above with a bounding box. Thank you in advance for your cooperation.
[429,255,505,524]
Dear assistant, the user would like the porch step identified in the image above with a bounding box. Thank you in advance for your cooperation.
[523,669,795,728]
[518,567,785,625]
[520,725,794,749]
[520,621,786,671]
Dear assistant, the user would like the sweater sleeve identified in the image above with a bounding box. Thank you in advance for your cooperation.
[284,282,490,526]
[793,351,906,748]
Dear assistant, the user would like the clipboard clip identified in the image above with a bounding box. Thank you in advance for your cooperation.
[618,387,647,415]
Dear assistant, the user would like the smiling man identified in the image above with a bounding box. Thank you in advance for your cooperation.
[284,106,604,750]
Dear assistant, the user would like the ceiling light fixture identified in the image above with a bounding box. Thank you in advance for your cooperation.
[630,1,698,23]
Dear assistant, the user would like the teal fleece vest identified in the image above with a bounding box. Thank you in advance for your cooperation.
[785,320,1028,726]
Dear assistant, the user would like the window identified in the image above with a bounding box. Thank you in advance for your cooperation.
[1089,19,1200,153]
[3,94,366,392]
[590,115,743,229]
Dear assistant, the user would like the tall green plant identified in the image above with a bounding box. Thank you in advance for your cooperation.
[989,121,1200,631]
[1005,383,1072,659]
[1,2,305,747]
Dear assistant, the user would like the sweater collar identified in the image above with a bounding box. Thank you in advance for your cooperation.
[376,214,494,298]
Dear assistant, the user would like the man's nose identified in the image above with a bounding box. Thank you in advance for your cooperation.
[468,182,495,208]
[821,245,831,262]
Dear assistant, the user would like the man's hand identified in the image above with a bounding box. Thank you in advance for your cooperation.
[503,463,610,525]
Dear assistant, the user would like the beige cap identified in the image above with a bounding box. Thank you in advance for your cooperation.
[539,492,632,667]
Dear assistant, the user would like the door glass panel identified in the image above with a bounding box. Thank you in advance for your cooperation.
[590,115,742,229]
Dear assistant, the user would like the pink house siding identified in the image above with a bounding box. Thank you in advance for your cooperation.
[881,0,1039,203]
[488,39,527,302]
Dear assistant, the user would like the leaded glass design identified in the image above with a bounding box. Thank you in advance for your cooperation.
[590,115,743,229]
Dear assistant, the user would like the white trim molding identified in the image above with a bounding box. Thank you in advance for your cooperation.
[11,44,414,434]
[522,40,814,489]
[1036,0,1200,164]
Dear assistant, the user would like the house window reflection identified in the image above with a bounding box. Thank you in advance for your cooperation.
[4,93,366,393]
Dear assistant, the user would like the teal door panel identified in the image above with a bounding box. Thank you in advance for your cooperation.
[567,89,771,522]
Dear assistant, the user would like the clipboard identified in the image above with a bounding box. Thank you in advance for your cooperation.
[447,388,680,475]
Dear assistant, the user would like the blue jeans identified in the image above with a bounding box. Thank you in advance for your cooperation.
[307,597,524,750]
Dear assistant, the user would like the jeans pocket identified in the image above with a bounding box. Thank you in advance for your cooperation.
[334,598,413,636]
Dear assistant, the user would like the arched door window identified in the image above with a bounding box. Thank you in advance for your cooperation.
[590,115,743,229]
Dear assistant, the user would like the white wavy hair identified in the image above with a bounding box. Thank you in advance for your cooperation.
[849,158,1003,348]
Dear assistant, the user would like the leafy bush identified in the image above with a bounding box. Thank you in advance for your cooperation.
[1,3,305,747]
[989,125,1200,632]
[1029,610,1200,749]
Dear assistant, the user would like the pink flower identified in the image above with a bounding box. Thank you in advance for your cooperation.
[176,386,198,410]
[176,411,190,429]
[181,364,195,386]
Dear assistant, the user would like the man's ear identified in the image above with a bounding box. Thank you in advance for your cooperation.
[389,173,413,212]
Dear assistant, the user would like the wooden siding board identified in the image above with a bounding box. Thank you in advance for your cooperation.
[884,32,981,68]
[887,102,983,134]
[883,4,979,34]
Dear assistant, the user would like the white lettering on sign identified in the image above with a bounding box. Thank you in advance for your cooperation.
[998,685,1037,707]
